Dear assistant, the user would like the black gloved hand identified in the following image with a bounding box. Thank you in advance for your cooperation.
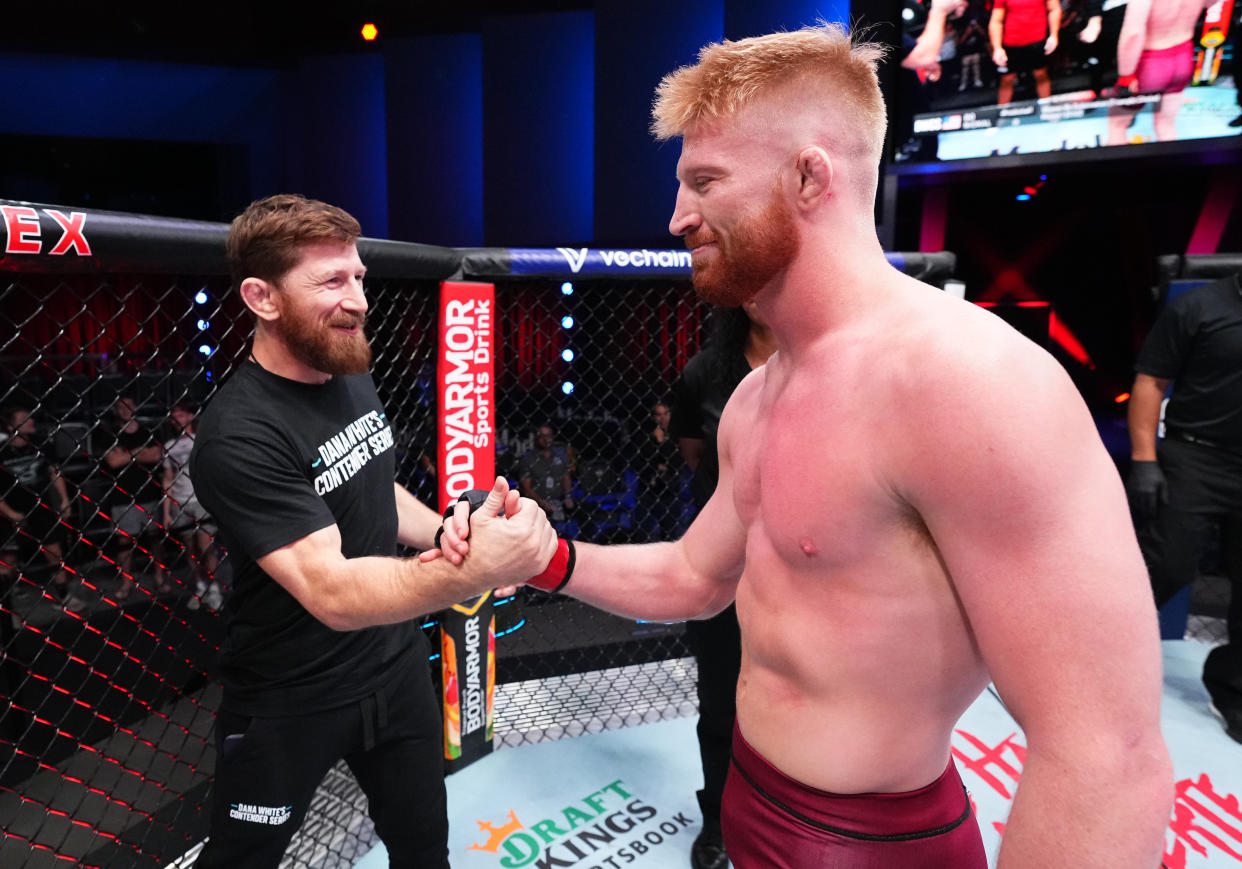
[433,488,493,550]
[1126,460,1166,520]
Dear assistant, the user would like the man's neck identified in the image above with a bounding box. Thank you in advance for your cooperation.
[251,331,331,384]
[755,225,891,359]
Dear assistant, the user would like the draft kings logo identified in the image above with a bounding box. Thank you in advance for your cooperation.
[466,780,694,869]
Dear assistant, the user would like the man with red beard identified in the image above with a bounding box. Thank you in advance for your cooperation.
[509,23,1172,868]
[189,194,555,869]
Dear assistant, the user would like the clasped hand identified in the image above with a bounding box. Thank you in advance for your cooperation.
[419,477,558,596]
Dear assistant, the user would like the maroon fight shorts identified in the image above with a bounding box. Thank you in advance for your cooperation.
[721,724,986,868]
[1136,40,1194,96]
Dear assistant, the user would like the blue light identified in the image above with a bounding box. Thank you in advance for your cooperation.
[198,344,214,357]
[561,315,575,329]
[496,618,526,638]
[1015,194,1032,202]
[561,282,574,295]
[194,291,209,305]
[1040,175,1047,181]
[205,371,213,382]
[561,348,575,362]
[561,381,575,395]
[196,319,210,331]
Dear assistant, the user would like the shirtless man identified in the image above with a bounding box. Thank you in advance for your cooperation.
[1108,0,1214,144]
[484,23,1173,868]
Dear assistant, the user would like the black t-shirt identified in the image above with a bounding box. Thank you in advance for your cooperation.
[669,345,752,509]
[1135,275,1242,449]
[0,439,58,514]
[103,423,162,505]
[190,362,419,715]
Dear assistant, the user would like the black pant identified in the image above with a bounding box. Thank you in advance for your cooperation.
[197,654,448,869]
[1144,438,1242,713]
[685,604,742,836]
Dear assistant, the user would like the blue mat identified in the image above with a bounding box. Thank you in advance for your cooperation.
[358,641,1242,868]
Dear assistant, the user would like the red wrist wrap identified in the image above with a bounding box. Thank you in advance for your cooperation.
[527,538,575,592]
[1116,74,1137,89]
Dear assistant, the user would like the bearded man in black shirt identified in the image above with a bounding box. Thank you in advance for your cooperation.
[190,194,556,868]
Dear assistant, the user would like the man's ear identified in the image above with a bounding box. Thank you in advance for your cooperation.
[239,277,281,323]
[795,146,833,210]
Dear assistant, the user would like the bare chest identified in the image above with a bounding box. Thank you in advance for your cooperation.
[730,384,910,570]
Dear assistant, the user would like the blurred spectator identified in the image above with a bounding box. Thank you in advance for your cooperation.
[518,424,576,525]
[101,395,166,599]
[634,402,682,541]
[162,400,222,610]
[0,406,80,610]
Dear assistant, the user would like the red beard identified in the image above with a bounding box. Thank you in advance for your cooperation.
[687,191,799,307]
[277,301,372,376]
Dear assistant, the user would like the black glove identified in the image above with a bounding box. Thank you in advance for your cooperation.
[433,489,492,549]
[1126,460,1166,519]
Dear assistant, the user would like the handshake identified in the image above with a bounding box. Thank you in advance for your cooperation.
[421,477,575,595]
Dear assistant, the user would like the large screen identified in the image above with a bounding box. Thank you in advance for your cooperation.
[892,0,1240,169]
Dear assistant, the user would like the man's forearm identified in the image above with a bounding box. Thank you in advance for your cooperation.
[393,482,441,550]
[996,744,1172,868]
[313,553,489,631]
[1046,1,1061,34]
[1127,376,1167,461]
[567,540,731,623]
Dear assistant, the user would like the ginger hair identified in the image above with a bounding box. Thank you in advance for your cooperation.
[652,22,888,163]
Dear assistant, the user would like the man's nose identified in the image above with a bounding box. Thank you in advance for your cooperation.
[668,187,700,238]
[342,278,368,313]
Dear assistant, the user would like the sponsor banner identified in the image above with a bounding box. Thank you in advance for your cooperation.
[437,281,496,508]
[442,596,496,770]
[0,198,462,277]
[438,281,497,771]
[507,247,693,278]
[499,247,940,282]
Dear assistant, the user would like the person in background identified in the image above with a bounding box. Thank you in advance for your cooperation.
[162,399,222,610]
[1127,272,1242,744]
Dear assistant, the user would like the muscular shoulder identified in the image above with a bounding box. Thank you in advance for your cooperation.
[715,365,767,458]
[878,287,1079,439]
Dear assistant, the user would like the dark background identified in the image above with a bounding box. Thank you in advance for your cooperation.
[2,0,1241,414]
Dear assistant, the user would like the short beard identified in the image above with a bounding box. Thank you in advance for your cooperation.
[687,190,799,307]
[278,302,372,376]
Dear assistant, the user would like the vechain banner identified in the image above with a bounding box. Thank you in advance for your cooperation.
[437,280,496,771]
[507,247,693,278]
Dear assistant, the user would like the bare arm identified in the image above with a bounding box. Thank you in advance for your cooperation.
[518,474,552,513]
[903,340,1171,868]
[902,0,955,71]
[0,498,22,523]
[162,463,176,525]
[678,436,705,472]
[136,441,163,466]
[989,7,1008,63]
[1044,0,1061,51]
[1117,0,1152,76]
[1127,373,1170,462]
[393,481,444,551]
[50,467,71,518]
[258,479,556,631]
[562,381,756,621]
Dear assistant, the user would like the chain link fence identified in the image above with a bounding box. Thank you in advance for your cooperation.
[0,200,967,868]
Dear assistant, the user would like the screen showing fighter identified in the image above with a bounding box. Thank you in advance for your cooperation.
[894,0,1240,165]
